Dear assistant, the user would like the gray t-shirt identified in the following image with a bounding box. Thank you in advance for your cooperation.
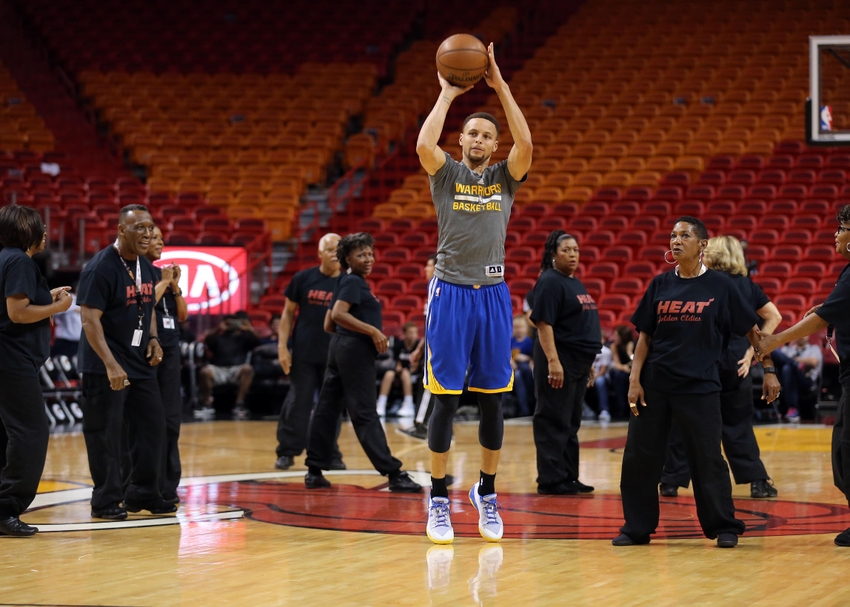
[429,152,525,285]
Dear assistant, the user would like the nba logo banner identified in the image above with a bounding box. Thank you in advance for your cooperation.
[154,246,249,314]
[821,105,833,131]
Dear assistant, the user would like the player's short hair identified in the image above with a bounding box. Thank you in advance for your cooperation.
[0,204,45,251]
[704,235,748,277]
[337,232,374,271]
[119,204,150,223]
[540,230,578,272]
[462,112,500,137]
[838,204,850,225]
[673,216,708,240]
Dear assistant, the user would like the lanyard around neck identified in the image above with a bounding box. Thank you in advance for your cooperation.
[113,244,144,329]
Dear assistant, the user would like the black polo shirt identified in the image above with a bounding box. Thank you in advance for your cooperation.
[0,247,53,376]
[333,273,382,345]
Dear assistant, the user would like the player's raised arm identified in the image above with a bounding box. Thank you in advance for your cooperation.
[484,43,532,181]
[416,73,472,175]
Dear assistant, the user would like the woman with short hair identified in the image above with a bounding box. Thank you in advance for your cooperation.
[0,205,72,536]
[661,235,782,499]
[758,204,850,547]
[614,217,763,549]
[305,233,421,493]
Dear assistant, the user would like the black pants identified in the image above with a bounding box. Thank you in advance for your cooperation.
[532,341,589,486]
[276,359,343,461]
[306,335,401,475]
[0,372,50,518]
[157,345,182,498]
[619,385,745,540]
[82,374,165,509]
[662,373,769,487]
[832,381,850,501]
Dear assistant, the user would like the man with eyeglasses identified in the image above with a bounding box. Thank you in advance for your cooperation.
[77,204,174,520]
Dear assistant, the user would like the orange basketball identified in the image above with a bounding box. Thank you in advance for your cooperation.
[436,34,489,86]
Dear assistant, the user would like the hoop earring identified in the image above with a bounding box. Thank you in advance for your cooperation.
[664,250,677,265]
[846,243,850,253]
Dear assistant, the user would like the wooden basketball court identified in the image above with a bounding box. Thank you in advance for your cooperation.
[4,419,850,606]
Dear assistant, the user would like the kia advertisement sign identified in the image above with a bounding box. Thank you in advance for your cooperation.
[154,247,248,314]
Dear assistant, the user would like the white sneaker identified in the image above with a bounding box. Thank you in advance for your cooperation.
[598,410,611,422]
[426,496,454,544]
[376,401,386,417]
[426,545,454,591]
[468,482,503,542]
[468,544,503,603]
[397,400,415,417]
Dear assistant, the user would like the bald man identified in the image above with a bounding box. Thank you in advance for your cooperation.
[275,234,346,470]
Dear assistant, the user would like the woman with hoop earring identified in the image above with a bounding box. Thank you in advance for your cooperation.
[660,235,782,500]
[756,204,850,547]
[613,216,765,549]
[529,231,602,495]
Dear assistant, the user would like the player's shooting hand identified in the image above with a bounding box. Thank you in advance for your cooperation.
[437,72,473,99]
[483,42,506,91]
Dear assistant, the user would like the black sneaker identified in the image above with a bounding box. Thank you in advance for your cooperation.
[566,480,594,493]
[750,479,778,498]
[717,532,738,548]
[162,493,180,505]
[660,483,679,497]
[305,472,331,489]
[123,498,178,514]
[612,533,650,546]
[398,423,428,440]
[388,471,423,493]
[329,459,347,471]
[91,503,128,520]
[0,516,38,537]
[275,455,294,470]
[834,527,850,546]
[538,482,580,495]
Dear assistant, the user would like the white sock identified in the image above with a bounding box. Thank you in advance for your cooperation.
[402,395,414,407]
[377,395,388,408]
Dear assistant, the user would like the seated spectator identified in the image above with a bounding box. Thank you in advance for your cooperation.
[772,336,823,422]
[199,312,260,418]
[609,324,635,419]
[377,322,421,417]
[51,282,81,360]
[589,336,613,422]
[507,315,535,417]
[261,314,281,345]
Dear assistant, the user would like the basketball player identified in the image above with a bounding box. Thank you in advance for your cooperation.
[416,42,532,544]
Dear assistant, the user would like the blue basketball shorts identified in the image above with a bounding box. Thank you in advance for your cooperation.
[423,278,514,395]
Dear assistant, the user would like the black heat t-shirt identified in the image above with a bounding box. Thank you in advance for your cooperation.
[530,268,602,376]
[153,266,180,350]
[720,273,771,371]
[630,268,760,394]
[815,263,850,384]
[333,273,382,346]
[77,246,157,380]
[0,247,53,376]
[285,266,338,364]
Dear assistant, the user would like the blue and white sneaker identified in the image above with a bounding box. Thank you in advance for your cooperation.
[426,496,454,544]
[468,482,503,542]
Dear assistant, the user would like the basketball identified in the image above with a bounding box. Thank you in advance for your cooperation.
[436,34,489,86]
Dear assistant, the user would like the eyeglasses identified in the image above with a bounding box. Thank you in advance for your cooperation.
[837,226,850,235]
